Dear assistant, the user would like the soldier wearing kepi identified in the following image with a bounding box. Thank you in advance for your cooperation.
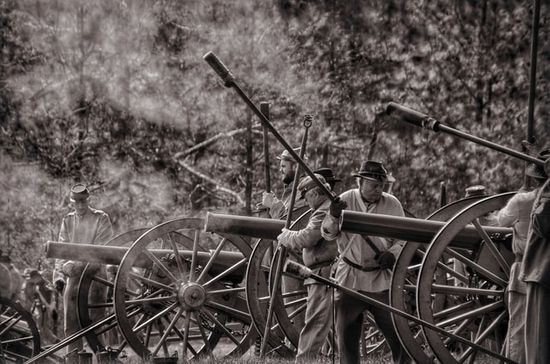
[519,151,550,364]
[277,174,339,361]
[53,183,113,354]
[321,161,410,364]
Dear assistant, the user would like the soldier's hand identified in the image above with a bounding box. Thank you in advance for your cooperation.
[329,197,347,218]
[277,228,292,248]
[375,251,396,269]
[54,279,65,293]
[262,192,276,208]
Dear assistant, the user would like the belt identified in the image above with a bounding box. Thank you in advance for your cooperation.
[307,260,334,270]
[343,257,380,272]
[514,255,524,263]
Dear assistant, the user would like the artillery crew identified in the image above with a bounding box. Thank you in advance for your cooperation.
[277,173,339,361]
[322,160,411,364]
[53,183,113,355]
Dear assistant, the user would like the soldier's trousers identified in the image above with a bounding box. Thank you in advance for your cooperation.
[296,282,333,360]
[336,290,410,364]
[525,282,550,364]
[505,290,526,363]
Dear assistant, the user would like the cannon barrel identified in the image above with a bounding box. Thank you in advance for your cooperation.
[386,102,543,166]
[45,242,245,275]
[204,212,512,248]
[341,211,511,249]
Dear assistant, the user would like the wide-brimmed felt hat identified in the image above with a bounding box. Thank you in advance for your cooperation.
[276,148,302,163]
[70,183,90,202]
[313,167,342,184]
[352,161,388,182]
[526,149,550,180]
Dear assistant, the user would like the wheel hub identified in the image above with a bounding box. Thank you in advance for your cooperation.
[177,282,206,310]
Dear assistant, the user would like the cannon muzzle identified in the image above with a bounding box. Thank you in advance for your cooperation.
[205,213,286,239]
[386,102,543,166]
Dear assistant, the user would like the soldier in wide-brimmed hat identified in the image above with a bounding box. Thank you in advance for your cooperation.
[52,183,113,354]
[277,174,338,360]
[322,160,411,364]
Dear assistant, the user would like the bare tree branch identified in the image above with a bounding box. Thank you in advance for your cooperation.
[173,125,262,160]
[176,160,245,206]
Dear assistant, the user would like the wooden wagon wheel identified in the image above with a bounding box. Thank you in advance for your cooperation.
[0,296,41,363]
[390,195,488,363]
[77,228,205,355]
[113,218,256,361]
[416,193,515,363]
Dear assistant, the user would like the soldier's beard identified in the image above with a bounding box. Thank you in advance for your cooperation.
[282,171,295,185]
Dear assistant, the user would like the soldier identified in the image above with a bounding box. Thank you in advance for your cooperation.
[260,148,307,219]
[495,151,549,363]
[277,174,339,361]
[321,161,410,364]
[52,183,113,354]
[520,151,550,364]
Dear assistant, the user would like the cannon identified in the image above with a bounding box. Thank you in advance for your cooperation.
[204,194,516,363]
[27,218,259,363]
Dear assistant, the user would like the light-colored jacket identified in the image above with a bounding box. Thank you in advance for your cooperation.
[278,199,338,284]
[322,189,405,292]
[53,207,113,283]
[496,189,537,293]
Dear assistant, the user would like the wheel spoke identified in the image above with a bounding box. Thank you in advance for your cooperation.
[196,239,227,283]
[167,232,188,281]
[203,258,247,287]
[205,300,251,324]
[287,303,307,320]
[133,302,178,332]
[445,248,507,287]
[189,230,201,282]
[207,287,245,295]
[193,311,212,354]
[436,301,504,328]
[124,295,177,305]
[431,284,504,296]
[151,307,184,356]
[472,219,510,277]
[142,249,179,284]
[283,297,307,308]
[129,272,176,293]
[201,310,241,346]
[181,312,192,358]
[434,300,476,320]
[457,311,507,362]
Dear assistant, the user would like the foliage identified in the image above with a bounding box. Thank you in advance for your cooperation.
[0,0,549,269]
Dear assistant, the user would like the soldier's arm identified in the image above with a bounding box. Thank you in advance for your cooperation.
[281,210,325,250]
[496,195,519,227]
[94,213,114,244]
[53,218,69,284]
